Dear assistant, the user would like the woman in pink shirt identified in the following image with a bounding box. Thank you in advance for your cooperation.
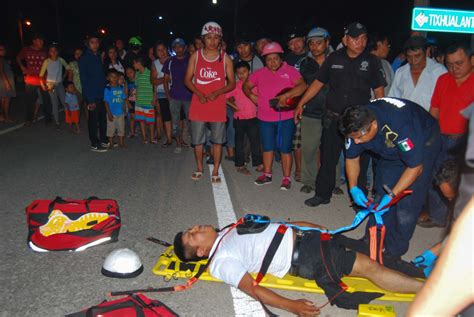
[243,42,306,190]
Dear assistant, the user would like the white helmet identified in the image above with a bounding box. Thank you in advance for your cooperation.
[102,248,143,278]
[201,21,223,37]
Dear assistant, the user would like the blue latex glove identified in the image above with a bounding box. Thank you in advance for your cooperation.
[411,250,437,267]
[350,186,369,207]
[375,194,393,212]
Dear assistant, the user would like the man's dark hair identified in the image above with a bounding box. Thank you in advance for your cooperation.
[173,232,206,262]
[339,105,376,136]
[133,55,148,68]
[63,80,74,89]
[367,33,388,52]
[235,60,250,71]
[107,68,119,77]
[434,160,460,189]
[403,36,427,54]
[31,33,44,41]
[446,42,472,58]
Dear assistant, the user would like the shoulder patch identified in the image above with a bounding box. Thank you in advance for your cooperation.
[397,138,414,152]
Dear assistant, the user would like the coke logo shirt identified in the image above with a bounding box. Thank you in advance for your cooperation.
[189,49,227,122]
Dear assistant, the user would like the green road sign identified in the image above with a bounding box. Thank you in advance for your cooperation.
[412,7,474,34]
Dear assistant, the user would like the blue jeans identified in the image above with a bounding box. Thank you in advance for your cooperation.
[259,119,296,154]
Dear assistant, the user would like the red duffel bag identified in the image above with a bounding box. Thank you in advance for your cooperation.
[26,196,121,252]
[66,293,178,317]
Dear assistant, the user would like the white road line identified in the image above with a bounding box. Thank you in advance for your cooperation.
[0,115,45,136]
[0,109,65,136]
[208,164,265,317]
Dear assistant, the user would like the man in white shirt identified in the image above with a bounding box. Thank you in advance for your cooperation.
[389,36,446,111]
[174,221,423,316]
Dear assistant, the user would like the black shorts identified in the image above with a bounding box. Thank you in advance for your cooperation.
[297,231,356,280]
[128,101,135,114]
[159,98,171,122]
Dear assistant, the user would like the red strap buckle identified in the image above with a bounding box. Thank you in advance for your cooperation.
[320,233,331,241]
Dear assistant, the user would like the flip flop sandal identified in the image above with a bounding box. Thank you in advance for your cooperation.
[191,171,203,180]
[151,139,158,144]
[211,175,222,183]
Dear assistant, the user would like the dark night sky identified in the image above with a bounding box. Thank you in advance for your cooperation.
[3,0,473,58]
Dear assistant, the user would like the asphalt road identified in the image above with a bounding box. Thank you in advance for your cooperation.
[0,115,446,317]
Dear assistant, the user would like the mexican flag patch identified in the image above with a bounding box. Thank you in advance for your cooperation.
[398,138,414,152]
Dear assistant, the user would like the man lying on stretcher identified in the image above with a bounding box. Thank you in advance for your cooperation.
[173,219,423,316]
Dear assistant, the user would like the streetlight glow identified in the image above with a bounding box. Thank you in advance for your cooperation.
[158,16,163,20]
[25,20,32,26]
[212,0,217,4]
[99,28,106,35]
[169,31,173,35]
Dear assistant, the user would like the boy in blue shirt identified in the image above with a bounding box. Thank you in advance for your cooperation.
[104,69,127,148]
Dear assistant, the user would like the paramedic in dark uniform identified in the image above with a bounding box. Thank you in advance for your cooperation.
[294,22,386,207]
[339,97,441,257]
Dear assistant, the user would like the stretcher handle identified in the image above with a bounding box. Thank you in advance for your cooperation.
[47,196,98,214]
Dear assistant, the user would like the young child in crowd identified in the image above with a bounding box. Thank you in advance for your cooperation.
[125,67,137,138]
[63,80,80,133]
[133,57,156,144]
[226,61,263,175]
[104,69,126,148]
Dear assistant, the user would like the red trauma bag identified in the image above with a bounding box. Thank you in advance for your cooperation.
[25,196,121,252]
[66,293,178,317]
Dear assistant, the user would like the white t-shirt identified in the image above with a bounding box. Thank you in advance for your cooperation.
[209,224,293,288]
[388,58,446,111]
[153,59,166,97]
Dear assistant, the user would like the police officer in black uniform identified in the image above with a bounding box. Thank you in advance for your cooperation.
[295,22,387,207]
[340,97,441,257]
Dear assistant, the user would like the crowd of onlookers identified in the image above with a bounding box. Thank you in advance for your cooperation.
[3,20,473,251]
[2,19,473,316]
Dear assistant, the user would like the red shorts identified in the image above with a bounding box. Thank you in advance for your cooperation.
[65,110,79,124]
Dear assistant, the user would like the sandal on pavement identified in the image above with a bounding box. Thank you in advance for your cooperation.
[161,141,172,148]
[237,166,251,175]
[191,171,203,180]
[151,139,158,144]
[211,175,222,183]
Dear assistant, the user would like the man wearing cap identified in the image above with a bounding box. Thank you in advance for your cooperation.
[185,22,235,182]
[233,37,264,74]
[285,27,307,71]
[16,33,48,126]
[297,27,331,194]
[295,22,386,207]
[389,36,446,112]
[163,38,193,151]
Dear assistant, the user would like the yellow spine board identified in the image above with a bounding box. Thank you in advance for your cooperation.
[152,246,418,302]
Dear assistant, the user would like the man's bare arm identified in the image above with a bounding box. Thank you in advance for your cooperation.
[238,273,320,316]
